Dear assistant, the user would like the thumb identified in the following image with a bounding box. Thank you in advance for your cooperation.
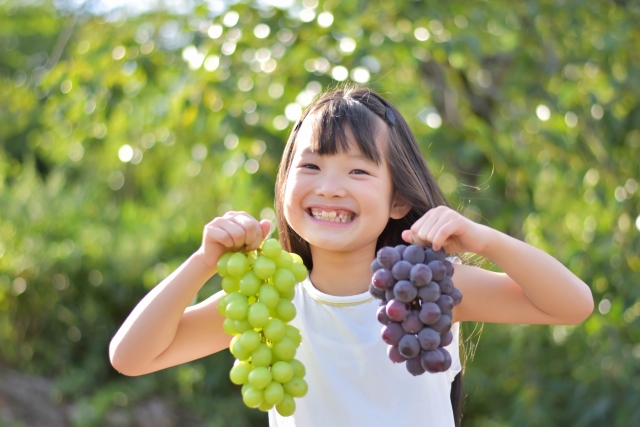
[259,220,272,240]
[401,230,413,244]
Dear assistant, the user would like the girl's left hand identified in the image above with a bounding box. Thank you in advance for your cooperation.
[401,206,494,254]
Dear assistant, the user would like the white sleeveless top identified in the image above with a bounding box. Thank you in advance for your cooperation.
[268,259,462,427]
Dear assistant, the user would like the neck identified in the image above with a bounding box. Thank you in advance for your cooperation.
[308,242,375,296]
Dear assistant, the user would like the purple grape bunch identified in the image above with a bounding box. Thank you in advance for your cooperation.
[369,244,463,376]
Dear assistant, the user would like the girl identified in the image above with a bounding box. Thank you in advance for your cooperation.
[109,85,594,427]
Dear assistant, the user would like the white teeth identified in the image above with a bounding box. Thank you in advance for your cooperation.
[309,208,355,222]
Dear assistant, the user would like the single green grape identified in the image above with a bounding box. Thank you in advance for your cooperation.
[258,284,280,309]
[279,287,296,301]
[283,377,308,398]
[241,383,249,396]
[248,302,270,328]
[272,337,296,361]
[229,360,253,385]
[263,318,285,342]
[242,385,264,408]
[239,329,261,353]
[284,325,302,347]
[290,262,308,283]
[216,252,233,277]
[253,256,277,280]
[276,393,296,417]
[222,318,238,335]
[251,343,273,367]
[275,299,297,322]
[290,253,303,264]
[217,295,228,316]
[275,250,293,269]
[231,339,251,361]
[248,366,272,389]
[273,268,296,293]
[233,319,252,334]
[227,252,248,277]
[261,238,282,260]
[271,361,294,384]
[258,400,274,412]
[289,359,306,378]
[263,381,285,405]
[221,276,240,294]
[240,270,262,296]
[246,251,257,266]
[226,298,249,321]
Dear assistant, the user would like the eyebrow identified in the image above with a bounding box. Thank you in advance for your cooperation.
[300,147,372,161]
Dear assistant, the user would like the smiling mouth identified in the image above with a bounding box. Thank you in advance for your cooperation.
[306,208,356,223]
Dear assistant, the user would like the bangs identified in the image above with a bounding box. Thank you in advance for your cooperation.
[300,97,386,165]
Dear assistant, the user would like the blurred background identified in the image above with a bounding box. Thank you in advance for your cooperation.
[1,0,639,425]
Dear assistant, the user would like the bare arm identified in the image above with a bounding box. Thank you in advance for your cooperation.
[404,206,594,326]
[108,252,229,376]
[453,230,594,325]
[109,212,271,376]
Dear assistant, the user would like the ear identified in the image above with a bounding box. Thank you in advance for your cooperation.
[390,195,411,220]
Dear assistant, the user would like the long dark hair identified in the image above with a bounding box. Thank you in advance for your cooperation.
[274,83,464,426]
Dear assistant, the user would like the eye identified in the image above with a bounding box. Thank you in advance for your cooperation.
[351,169,369,175]
[301,163,319,170]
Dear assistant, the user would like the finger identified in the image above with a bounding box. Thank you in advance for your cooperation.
[425,214,452,245]
[415,211,443,245]
[260,220,271,240]
[431,219,457,251]
[214,220,246,248]
[205,225,236,249]
[229,214,260,248]
[401,229,412,243]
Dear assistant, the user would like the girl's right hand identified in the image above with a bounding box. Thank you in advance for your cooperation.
[196,211,272,270]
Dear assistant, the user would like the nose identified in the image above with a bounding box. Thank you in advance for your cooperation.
[315,172,347,198]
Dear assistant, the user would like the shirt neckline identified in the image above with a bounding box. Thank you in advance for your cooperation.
[300,274,375,307]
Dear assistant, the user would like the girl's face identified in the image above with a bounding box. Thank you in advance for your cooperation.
[284,115,409,255]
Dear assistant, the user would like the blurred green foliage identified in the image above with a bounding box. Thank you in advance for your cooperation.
[1,0,639,425]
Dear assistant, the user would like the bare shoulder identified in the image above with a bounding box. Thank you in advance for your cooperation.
[451,263,568,325]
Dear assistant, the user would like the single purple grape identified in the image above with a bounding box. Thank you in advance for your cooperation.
[381,322,404,345]
[409,264,432,287]
[440,330,454,347]
[403,244,425,264]
[372,268,394,291]
[417,281,440,302]
[394,244,407,258]
[369,283,385,300]
[418,302,441,325]
[421,348,445,373]
[398,334,420,359]
[437,276,453,294]
[371,258,383,273]
[393,280,417,303]
[377,247,401,270]
[377,305,392,324]
[385,289,395,301]
[435,294,454,313]
[449,287,463,306]
[427,260,446,281]
[425,246,446,263]
[391,260,413,281]
[417,327,441,351]
[437,347,452,371]
[387,345,407,363]
[402,310,423,334]
[443,259,454,277]
[430,313,452,334]
[406,355,426,376]
[386,299,410,322]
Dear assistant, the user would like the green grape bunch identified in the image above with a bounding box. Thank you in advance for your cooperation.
[216,238,309,416]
